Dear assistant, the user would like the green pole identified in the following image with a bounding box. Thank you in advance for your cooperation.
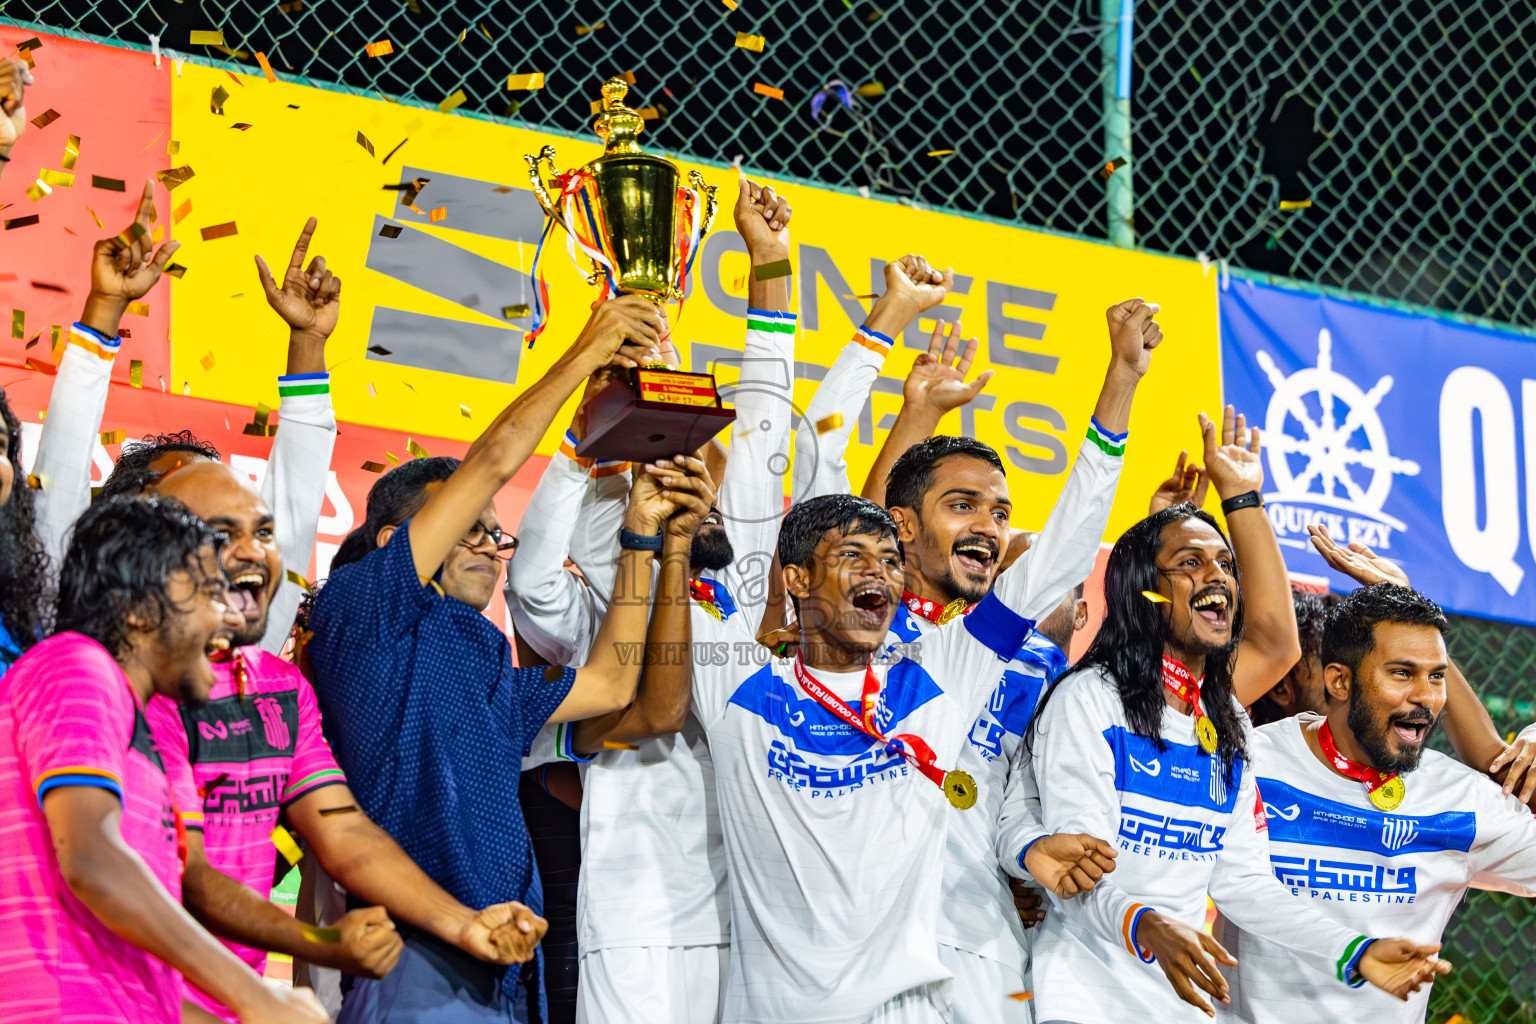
[1102,0,1134,247]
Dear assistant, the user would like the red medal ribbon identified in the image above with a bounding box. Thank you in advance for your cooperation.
[1318,718,1399,801]
[1161,655,1206,718]
[791,657,948,790]
[902,590,973,626]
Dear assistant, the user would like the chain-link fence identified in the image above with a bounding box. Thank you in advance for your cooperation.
[10,0,1535,329]
[6,2,1536,1020]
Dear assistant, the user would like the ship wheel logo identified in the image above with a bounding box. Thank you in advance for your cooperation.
[1256,328,1421,530]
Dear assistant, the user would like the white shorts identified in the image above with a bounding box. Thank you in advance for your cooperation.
[861,985,947,1024]
[576,944,728,1024]
[938,945,1033,1024]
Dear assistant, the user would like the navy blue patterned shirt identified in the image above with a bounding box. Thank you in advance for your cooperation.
[308,520,575,992]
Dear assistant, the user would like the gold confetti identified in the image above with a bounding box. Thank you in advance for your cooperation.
[285,568,309,589]
[230,123,253,131]
[168,140,180,155]
[129,360,143,387]
[927,149,955,157]
[10,311,22,339]
[365,39,394,57]
[506,72,544,91]
[381,137,408,164]
[150,225,165,244]
[379,224,402,238]
[1141,590,1170,604]
[173,199,193,224]
[1006,991,1033,1002]
[457,28,467,47]
[368,344,393,355]
[210,85,229,114]
[856,82,885,98]
[357,130,375,156]
[50,326,63,360]
[753,258,792,280]
[15,37,42,53]
[316,804,358,816]
[753,82,784,100]
[735,31,765,51]
[575,21,605,35]
[637,107,660,121]
[4,215,40,229]
[165,263,188,279]
[439,89,467,113]
[1097,157,1127,181]
[26,474,41,490]
[621,70,637,85]
[126,301,150,316]
[155,166,196,189]
[270,824,302,866]
[24,180,50,202]
[815,412,844,434]
[367,382,377,397]
[1279,199,1312,210]
[91,175,127,192]
[459,404,472,417]
[429,207,446,223]
[189,29,225,45]
[589,100,603,115]
[300,925,341,944]
[256,51,277,83]
[721,0,737,8]
[602,740,640,751]
[201,221,238,241]
[361,460,388,473]
[502,304,530,319]
[385,451,400,466]
[85,207,104,228]
[29,109,60,129]
[200,351,216,371]
[100,429,126,444]
[479,21,494,41]
[277,0,303,12]
[407,438,430,458]
[62,135,80,170]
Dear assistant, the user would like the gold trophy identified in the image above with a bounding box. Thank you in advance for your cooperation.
[525,77,734,463]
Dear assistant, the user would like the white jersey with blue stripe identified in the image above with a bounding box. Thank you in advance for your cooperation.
[1029,669,1370,1024]
[691,599,1037,1023]
[1219,714,1536,1024]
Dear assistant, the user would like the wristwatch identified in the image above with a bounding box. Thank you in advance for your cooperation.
[619,528,664,551]
[1220,490,1263,515]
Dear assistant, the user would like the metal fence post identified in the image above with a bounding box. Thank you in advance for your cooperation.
[1102,0,1134,247]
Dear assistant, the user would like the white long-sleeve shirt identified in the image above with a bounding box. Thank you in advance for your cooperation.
[1029,670,1377,1023]
[505,309,797,954]
[1218,714,1536,1024]
[31,325,335,652]
[791,325,891,502]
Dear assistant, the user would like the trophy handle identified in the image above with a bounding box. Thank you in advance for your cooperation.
[524,145,565,227]
[689,170,720,237]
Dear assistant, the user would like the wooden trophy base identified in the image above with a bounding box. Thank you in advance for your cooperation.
[573,370,737,463]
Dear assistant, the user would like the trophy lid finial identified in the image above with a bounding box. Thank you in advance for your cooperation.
[593,76,644,154]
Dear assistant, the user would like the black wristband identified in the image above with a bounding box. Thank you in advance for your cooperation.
[619,528,664,551]
[1220,490,1264,516]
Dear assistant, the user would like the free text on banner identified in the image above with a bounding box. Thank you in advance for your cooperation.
[1220,276,1536,626]
[2,30,1221,545]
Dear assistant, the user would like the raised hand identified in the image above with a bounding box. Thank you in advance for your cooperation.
[81,181,182,338]
[1490,724,1536,804]
[1105,297,1163,379]
[1306,523,1408,587]
[1008,876,1046,930]
[1199,405,1264,501]
[255,217,341,343]
[0,57,32,157]
[571,295,666,374]
[644,452,719,542]
[881,253,953,317]
[734,177,792,261]
[1135,911,1236,1017]
[901,319,994,419]
[1149,449,1210,516]
[1022,832,1118,898]
[1357,938,1451,1000]
[457,901,547,964]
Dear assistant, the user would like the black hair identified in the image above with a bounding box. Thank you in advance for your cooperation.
[331,456,461,572]
[1249,587,1334,727]
[0,385,51,660]
[100,430,221,501]
[1323,582,1448,679]
[883,435,1005,512]
[1030,503,1248,785]
[778,493,899,568]
[54,496,226,659]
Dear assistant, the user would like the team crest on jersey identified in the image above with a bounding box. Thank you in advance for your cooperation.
[1381,817,1421,852]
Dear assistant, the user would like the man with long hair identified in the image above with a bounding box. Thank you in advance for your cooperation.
[1225,583,1536,1023]
[0,385,50,674]
[0,496,326,1024]
[1022,410,1449,1022]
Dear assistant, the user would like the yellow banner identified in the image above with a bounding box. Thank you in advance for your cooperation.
[169,63,1219,537]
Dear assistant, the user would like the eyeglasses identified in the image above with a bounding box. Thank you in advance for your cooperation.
[461,522,520,559]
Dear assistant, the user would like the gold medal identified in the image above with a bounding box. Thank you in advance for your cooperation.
[1196,715,1218,755]
[944,770,977,810]
[937,598,970,626]
[1368,776,1405,811]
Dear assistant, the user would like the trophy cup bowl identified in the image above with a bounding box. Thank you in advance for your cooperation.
[525,77,734,463]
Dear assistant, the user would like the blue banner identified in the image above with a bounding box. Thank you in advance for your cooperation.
[1220,277,1536,626]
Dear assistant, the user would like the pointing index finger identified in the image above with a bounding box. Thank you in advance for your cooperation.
[289,216,319,273]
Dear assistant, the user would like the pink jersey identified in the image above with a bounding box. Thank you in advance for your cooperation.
[0,632,183,1024]
[146,645,346,1019]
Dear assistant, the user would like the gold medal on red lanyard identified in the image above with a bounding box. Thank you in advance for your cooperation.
[1162,655,1218,755]
[1319,718,1405,811]
[792,656,977,809]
